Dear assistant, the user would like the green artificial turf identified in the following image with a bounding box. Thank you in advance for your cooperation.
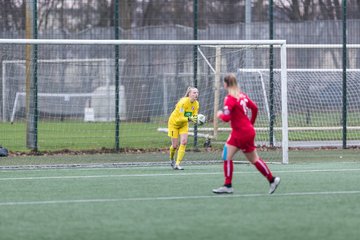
[0,161,359,240]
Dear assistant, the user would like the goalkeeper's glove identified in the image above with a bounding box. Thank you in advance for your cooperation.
[188,115,198,123]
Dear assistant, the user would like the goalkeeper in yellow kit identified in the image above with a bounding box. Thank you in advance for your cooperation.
[168,87,199,170]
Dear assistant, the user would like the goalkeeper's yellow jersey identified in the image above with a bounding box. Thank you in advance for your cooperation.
[168,97,199,128]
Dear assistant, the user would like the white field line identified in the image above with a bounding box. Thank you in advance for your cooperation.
[0,161,358,172]
[0,168,360,181]
[1,190,360,206]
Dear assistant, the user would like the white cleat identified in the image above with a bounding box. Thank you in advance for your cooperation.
[269,176,281,194]
[212,186,234,194]
[174,165,184,170]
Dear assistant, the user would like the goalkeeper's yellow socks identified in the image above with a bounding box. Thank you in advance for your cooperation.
[169,145,176,160]
[176,144,186,165]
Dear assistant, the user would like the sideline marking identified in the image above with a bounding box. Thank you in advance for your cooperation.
[0,160,358,172]
[0,168,360,181]
[1,190,360,206]
[0,161,358,172]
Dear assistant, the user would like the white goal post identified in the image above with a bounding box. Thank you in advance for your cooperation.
[0,39,288,163]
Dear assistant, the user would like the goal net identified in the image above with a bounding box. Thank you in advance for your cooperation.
[285,69,360,148]
[241,68,360,149]
[2,58,126,122]
[0,39,288,164]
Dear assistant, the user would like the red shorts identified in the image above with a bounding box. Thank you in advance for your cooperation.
[226,130,256,153]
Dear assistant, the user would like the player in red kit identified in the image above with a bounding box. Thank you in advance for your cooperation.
[212,74,280,194]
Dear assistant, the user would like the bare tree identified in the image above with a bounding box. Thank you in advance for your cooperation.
[274,0,360,21]
[253,0,268,22]
[0,0,24,31]
[119,0,132,29]
[346,0,360,19]
[318,0,341,20]
[1,0,360,33]
[275,0,317,21]
[201,0,244,24]
[38,0,57,31]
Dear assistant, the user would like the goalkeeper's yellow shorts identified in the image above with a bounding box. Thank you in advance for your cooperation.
[168,124,188,138]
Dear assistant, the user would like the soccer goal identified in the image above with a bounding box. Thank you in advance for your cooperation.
[0,39,288,163]
[239,67,360,148]
[2,58,126,122]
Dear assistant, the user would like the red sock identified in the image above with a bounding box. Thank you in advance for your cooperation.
[254,158,273,182]
[223,160,234,186]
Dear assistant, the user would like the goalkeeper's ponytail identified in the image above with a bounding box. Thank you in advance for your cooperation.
[184,86,198,98]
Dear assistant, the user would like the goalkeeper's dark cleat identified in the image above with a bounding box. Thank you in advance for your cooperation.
[269,176,281,194]
[170,159,175,168]
[212,186,234,194]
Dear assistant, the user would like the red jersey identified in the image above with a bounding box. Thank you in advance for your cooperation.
[219,93,258,134]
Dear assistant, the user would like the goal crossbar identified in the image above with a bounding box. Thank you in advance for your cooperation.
[0,39,286,46]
